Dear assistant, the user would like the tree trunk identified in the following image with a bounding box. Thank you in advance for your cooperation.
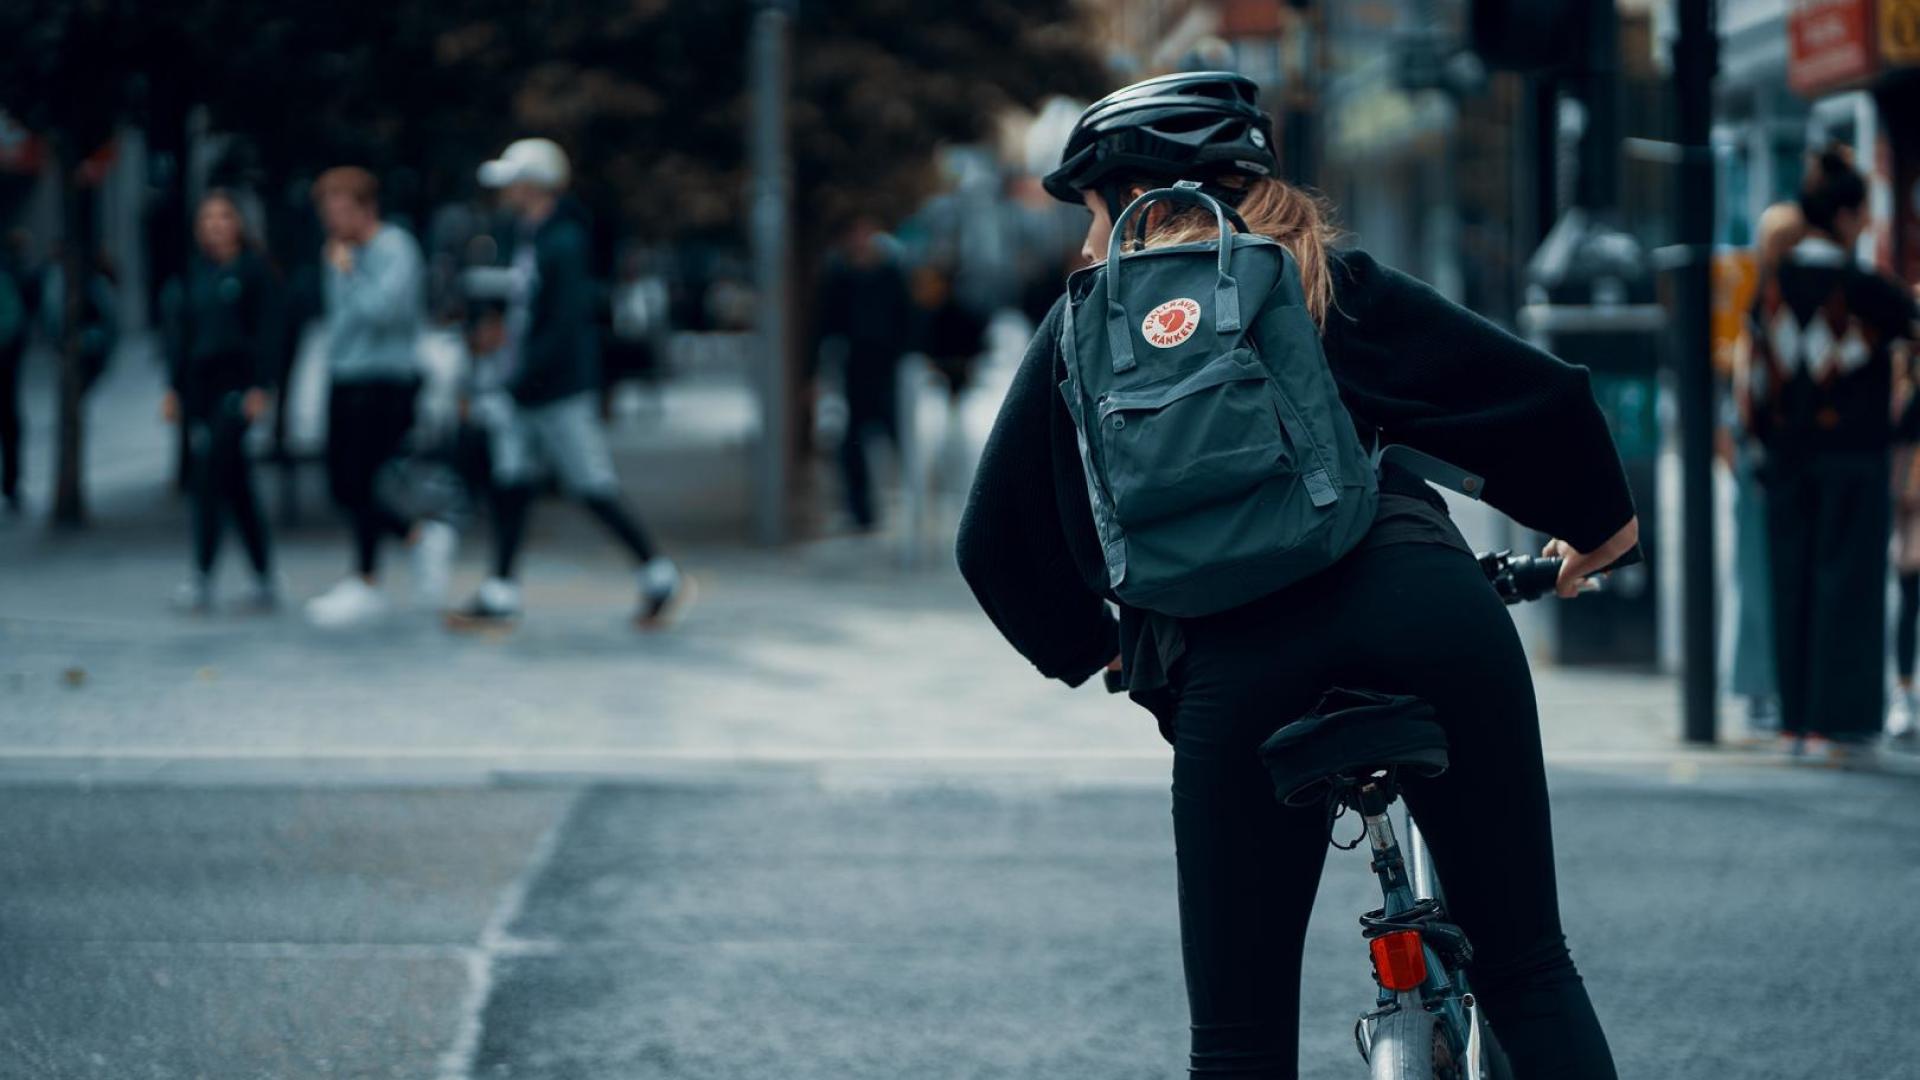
[51,142,88,528]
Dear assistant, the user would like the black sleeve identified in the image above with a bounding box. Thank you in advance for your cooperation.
[508,224,590,402]
[808,262,848,383]
[1329,251,1636,553]
[956,300,1119,686]
[246,257,282,392]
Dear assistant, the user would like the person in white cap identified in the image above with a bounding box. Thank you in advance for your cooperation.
[449,138,690,630]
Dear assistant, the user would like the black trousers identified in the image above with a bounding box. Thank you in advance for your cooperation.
[840,353,900,529]
[1168,541,1616,1079]
[1763,452,1891,740]
[187,401,271,578]
[325,380,417,578]
[488,485,656,582]
[0,340,20,501]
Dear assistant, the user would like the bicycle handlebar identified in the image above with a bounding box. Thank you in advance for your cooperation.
[1479,544,1643,605]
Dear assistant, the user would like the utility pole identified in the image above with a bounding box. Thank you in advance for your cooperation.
[1671,0,1718,743]
[748,0,794,545]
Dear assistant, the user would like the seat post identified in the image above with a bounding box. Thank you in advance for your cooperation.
[1353,776,1416,908]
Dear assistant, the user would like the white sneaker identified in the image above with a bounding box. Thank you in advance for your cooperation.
[170,576,214,614]
[1888,690,1917,738]
[305,577,388,628]
[411,520,458,609]
[446,577,522,630]
[635,558,693,629]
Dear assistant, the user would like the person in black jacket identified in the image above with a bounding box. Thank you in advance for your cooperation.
[162,190,278,613]
[956,74,1636,1079]
[450,139,690,630]
[1745,146,1919,753]
[815,216,916,530]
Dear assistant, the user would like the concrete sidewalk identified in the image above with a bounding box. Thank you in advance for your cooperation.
[5,329,1906,782]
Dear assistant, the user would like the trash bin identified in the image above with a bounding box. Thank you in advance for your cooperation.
[1519,302,1664,668]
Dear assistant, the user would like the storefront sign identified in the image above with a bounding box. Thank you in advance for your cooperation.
[1884,0,1920,63]
[1790,0,1878,94]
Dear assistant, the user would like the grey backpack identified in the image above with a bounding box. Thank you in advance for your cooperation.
[1058,182,1377,617]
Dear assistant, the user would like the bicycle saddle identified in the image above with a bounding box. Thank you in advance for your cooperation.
[1258,688,1450,807]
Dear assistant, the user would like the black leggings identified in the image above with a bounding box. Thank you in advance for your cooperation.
[325,381,417,578]
[489,486,657,581]
[1168,541,1616,1079]
[187,405,271,578]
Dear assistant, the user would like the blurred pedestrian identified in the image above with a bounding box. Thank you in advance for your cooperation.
[911,262,988,508]
[161,190,279,613]
[448,139,689,630]
[305,166,455,628]
[911,263,987,403]
[1748,145,1919,754]
[0,231,29,518]
[816,216,914,530]
[1726,202,1803,733]
[40,247,118,396]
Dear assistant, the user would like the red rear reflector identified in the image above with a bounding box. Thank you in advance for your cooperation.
[1370,930,1428,991]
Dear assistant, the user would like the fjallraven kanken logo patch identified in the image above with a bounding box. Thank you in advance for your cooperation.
[1142,298,1201,348]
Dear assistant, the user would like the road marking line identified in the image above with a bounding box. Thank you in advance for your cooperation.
[434,789,582,1080]
[0,940,469,959]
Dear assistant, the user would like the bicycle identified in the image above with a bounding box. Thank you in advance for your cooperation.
[1257,550,1580,1080]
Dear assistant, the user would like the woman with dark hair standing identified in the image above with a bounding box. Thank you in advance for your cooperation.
[1747,145,1918,755]
[163,190,279,613]
[957,73,1634,1078]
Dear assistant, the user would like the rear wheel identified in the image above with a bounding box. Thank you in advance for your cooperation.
[1367,996,1444,1080]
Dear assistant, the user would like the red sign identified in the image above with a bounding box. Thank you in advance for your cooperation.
[1790,0,1878,95]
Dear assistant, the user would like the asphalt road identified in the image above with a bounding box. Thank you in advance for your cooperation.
[2,762,1914,1080]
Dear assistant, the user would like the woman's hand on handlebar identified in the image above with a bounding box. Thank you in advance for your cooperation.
[1543,517,1639,599]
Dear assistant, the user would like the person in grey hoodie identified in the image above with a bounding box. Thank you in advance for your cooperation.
[305,166,455,627]
[449,139,688,630]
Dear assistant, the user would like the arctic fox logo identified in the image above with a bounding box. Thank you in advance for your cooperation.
[1142,298,1201,348]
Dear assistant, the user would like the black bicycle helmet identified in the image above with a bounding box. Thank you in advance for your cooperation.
[1042,70,1278,205]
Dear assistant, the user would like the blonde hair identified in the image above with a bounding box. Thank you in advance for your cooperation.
[1132,175,1341,326]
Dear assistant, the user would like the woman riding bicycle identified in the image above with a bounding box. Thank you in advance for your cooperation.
[956,73,1635,1079]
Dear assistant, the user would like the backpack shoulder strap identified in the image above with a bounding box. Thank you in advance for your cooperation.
[1374,440,1485,500]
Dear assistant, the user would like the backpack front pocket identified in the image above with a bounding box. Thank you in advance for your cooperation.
[1096,348,1292,526]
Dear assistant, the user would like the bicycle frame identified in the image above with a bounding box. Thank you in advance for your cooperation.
[1350,776,1482,1071]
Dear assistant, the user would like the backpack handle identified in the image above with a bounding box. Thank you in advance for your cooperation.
[1104,181,1246,374]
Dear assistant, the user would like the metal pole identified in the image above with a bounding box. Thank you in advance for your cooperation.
[1672,0,1718,743]
[1578,0,1620,219]
[748,1,794,546]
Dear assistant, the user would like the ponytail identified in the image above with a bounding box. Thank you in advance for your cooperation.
[1129,175,1340,327]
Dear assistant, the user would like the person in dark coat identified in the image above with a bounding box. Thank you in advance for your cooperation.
[161,190,278,612]
[1746,145,1920,754]
[957,73,1634,1078]
[815,216,915,530]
